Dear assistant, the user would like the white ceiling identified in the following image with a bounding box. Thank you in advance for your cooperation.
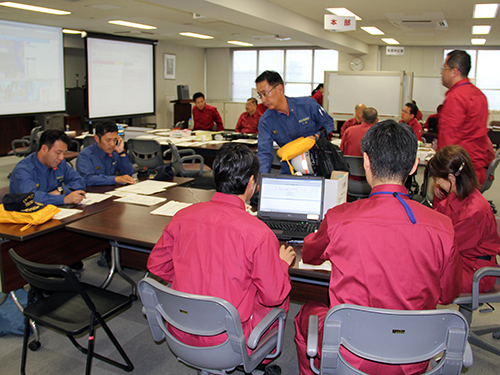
[0,0,498,54]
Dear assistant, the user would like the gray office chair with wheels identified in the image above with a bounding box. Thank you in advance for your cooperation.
[138,277,286,375]
[128,138,166,175]
[9,126,42,157]
[480,149,500,194]
[343,156,371,199]
[307,304,472,375]
[164,140,211,177]
[8,249,134,375]
[453,266,500,356]
[82,134,97,149]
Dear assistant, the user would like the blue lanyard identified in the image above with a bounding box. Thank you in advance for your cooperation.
[369,191,417,225]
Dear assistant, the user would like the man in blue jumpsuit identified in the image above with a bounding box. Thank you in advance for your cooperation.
[76,120,135,186]
[10,129,86,205]
[255,71,335,174]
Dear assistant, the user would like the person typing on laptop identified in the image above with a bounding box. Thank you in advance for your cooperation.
[294,120,462,375]
[147,143,295,366]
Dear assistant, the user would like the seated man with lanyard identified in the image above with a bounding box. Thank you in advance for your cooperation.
[76,120,135,186]
[256,70,335,174]
[10,129,86,205]
[148,143,295,371]
[294,120,461,375]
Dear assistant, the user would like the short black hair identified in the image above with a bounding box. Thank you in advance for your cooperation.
[362,107,378,124]
[311,84,323,96]
[38,129,70,151]
[404,102,418,117]
[255,70,284,86]
[193,92,205,102]
[427,145,479,200]
[247,97,258,106]
[361,119,418,184]
[94,120,118,138]
[213,143,259,195]
[446,50,471,77]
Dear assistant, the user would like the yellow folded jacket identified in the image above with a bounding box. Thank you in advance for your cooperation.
[0,204,60,231]
[276,137,315,175]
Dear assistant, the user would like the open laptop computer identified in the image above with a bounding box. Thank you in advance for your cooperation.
[258,174,325,240]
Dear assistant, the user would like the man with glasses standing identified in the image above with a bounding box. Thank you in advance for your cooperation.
[255,70,335,174]
[438,49,494,186]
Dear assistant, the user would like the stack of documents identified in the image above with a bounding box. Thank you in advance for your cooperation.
[114,195,166,206]
[150,201,193,216]
[112,180,177,195]
[298,260,332,271]
[81,193,113,206]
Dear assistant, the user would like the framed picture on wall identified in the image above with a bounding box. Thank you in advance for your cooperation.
[164,53,176,79]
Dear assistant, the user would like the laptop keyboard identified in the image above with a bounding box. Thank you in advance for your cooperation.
[265,220,319,234]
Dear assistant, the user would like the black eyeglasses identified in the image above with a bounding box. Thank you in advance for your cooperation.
[257,85,277,99]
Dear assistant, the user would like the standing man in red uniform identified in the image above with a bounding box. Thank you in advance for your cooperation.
[235,97,261,133]
[340,103,366,138]
[294,120,461,375]
[340,107,378,156]
[438,49,494,186]
[192,92,224,131]
[400,102,423,141]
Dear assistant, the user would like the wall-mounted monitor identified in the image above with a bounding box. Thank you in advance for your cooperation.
[0,20,65,116]
[86,34,156,119]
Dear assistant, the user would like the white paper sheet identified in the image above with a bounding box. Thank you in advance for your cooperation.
[231,139,258,145]
[150,201,193,216]
[114,180,177,195]
[53,208,83,220]
[81,193,113,206]
[114,195,167,206]
[298,260,332,271]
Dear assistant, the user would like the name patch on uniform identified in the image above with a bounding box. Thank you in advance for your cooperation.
[96,166,101,170]
[56,176,64,182]
[299,117,310,123]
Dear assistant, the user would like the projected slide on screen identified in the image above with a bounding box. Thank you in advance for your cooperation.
[87,37,155,119]
[0,20,65,116]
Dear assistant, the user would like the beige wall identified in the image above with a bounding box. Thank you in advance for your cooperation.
[379,46,445,76]
[206,48,231,102]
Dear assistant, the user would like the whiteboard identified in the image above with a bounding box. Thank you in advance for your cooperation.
[325,71,405,117]
[412,77,447,112]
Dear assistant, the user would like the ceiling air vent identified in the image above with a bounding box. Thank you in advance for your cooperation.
[390,19,448,30]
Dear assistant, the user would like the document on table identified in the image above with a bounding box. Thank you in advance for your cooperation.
[53,208,83,220]
[231,139,258,145]
[81,193,113,206]
[114,194,167,206]
[298,260,332,271]
[114,180,177,195]
[150,201,193,216]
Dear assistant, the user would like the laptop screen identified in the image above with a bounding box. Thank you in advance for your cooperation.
[258,174,324,221]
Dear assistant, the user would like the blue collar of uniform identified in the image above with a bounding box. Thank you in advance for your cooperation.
[369,189,417,224]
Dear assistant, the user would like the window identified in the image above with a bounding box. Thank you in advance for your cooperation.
[232,48,339,101]
[444,48,500,110]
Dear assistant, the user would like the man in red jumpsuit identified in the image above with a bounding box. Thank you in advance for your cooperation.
[235,97,261,133]
[438,49,494,186]
[294,120,461,375]
[341,107,378,156]
[148,143,295,361]
[400,102,423,141]
[340,103,366,138]
[192,92,224,131]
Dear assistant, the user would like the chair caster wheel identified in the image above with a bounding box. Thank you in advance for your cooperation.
[129,294,138,302]
[97,259,107,267]
[493,331,500,340]
[29,341,41,351]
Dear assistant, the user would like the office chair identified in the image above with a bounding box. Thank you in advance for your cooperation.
[480,149,500,194]
[307,304,472,375]
[343,156,371,200]
[82,134,97,149]
[138,277,286,375]
[453,266,500,356]
[164,140,211,177]
[127,138,166,175]
[9,126,42,157]
[9,249,134,375]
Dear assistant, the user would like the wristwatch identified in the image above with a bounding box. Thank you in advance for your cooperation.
[57,187,64,195]
[118,150,127,156]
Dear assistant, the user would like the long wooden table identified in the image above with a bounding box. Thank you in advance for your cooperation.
[0,177,194,293]
[66,186,330,305]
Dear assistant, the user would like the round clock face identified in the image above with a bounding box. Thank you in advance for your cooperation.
[350,58,364,71]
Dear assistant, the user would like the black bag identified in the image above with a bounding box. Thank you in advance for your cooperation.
[312,137,348,178]
[153,163,174,181]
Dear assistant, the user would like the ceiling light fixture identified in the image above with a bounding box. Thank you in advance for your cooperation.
[227,40,253,46]
[471,38,486,45]
[473,3,499,18]
[108,20,156,30]
[179,32,214,39]
[382,38,399,45]
[361,26,384,35]
[0,2,70,15]
[62,29,84,35]
[326,8,362,21]
[472,25,491,34]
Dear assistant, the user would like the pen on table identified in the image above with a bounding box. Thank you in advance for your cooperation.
[69,188,86,196]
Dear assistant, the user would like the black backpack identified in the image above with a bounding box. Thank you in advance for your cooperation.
[312,137,348,178]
